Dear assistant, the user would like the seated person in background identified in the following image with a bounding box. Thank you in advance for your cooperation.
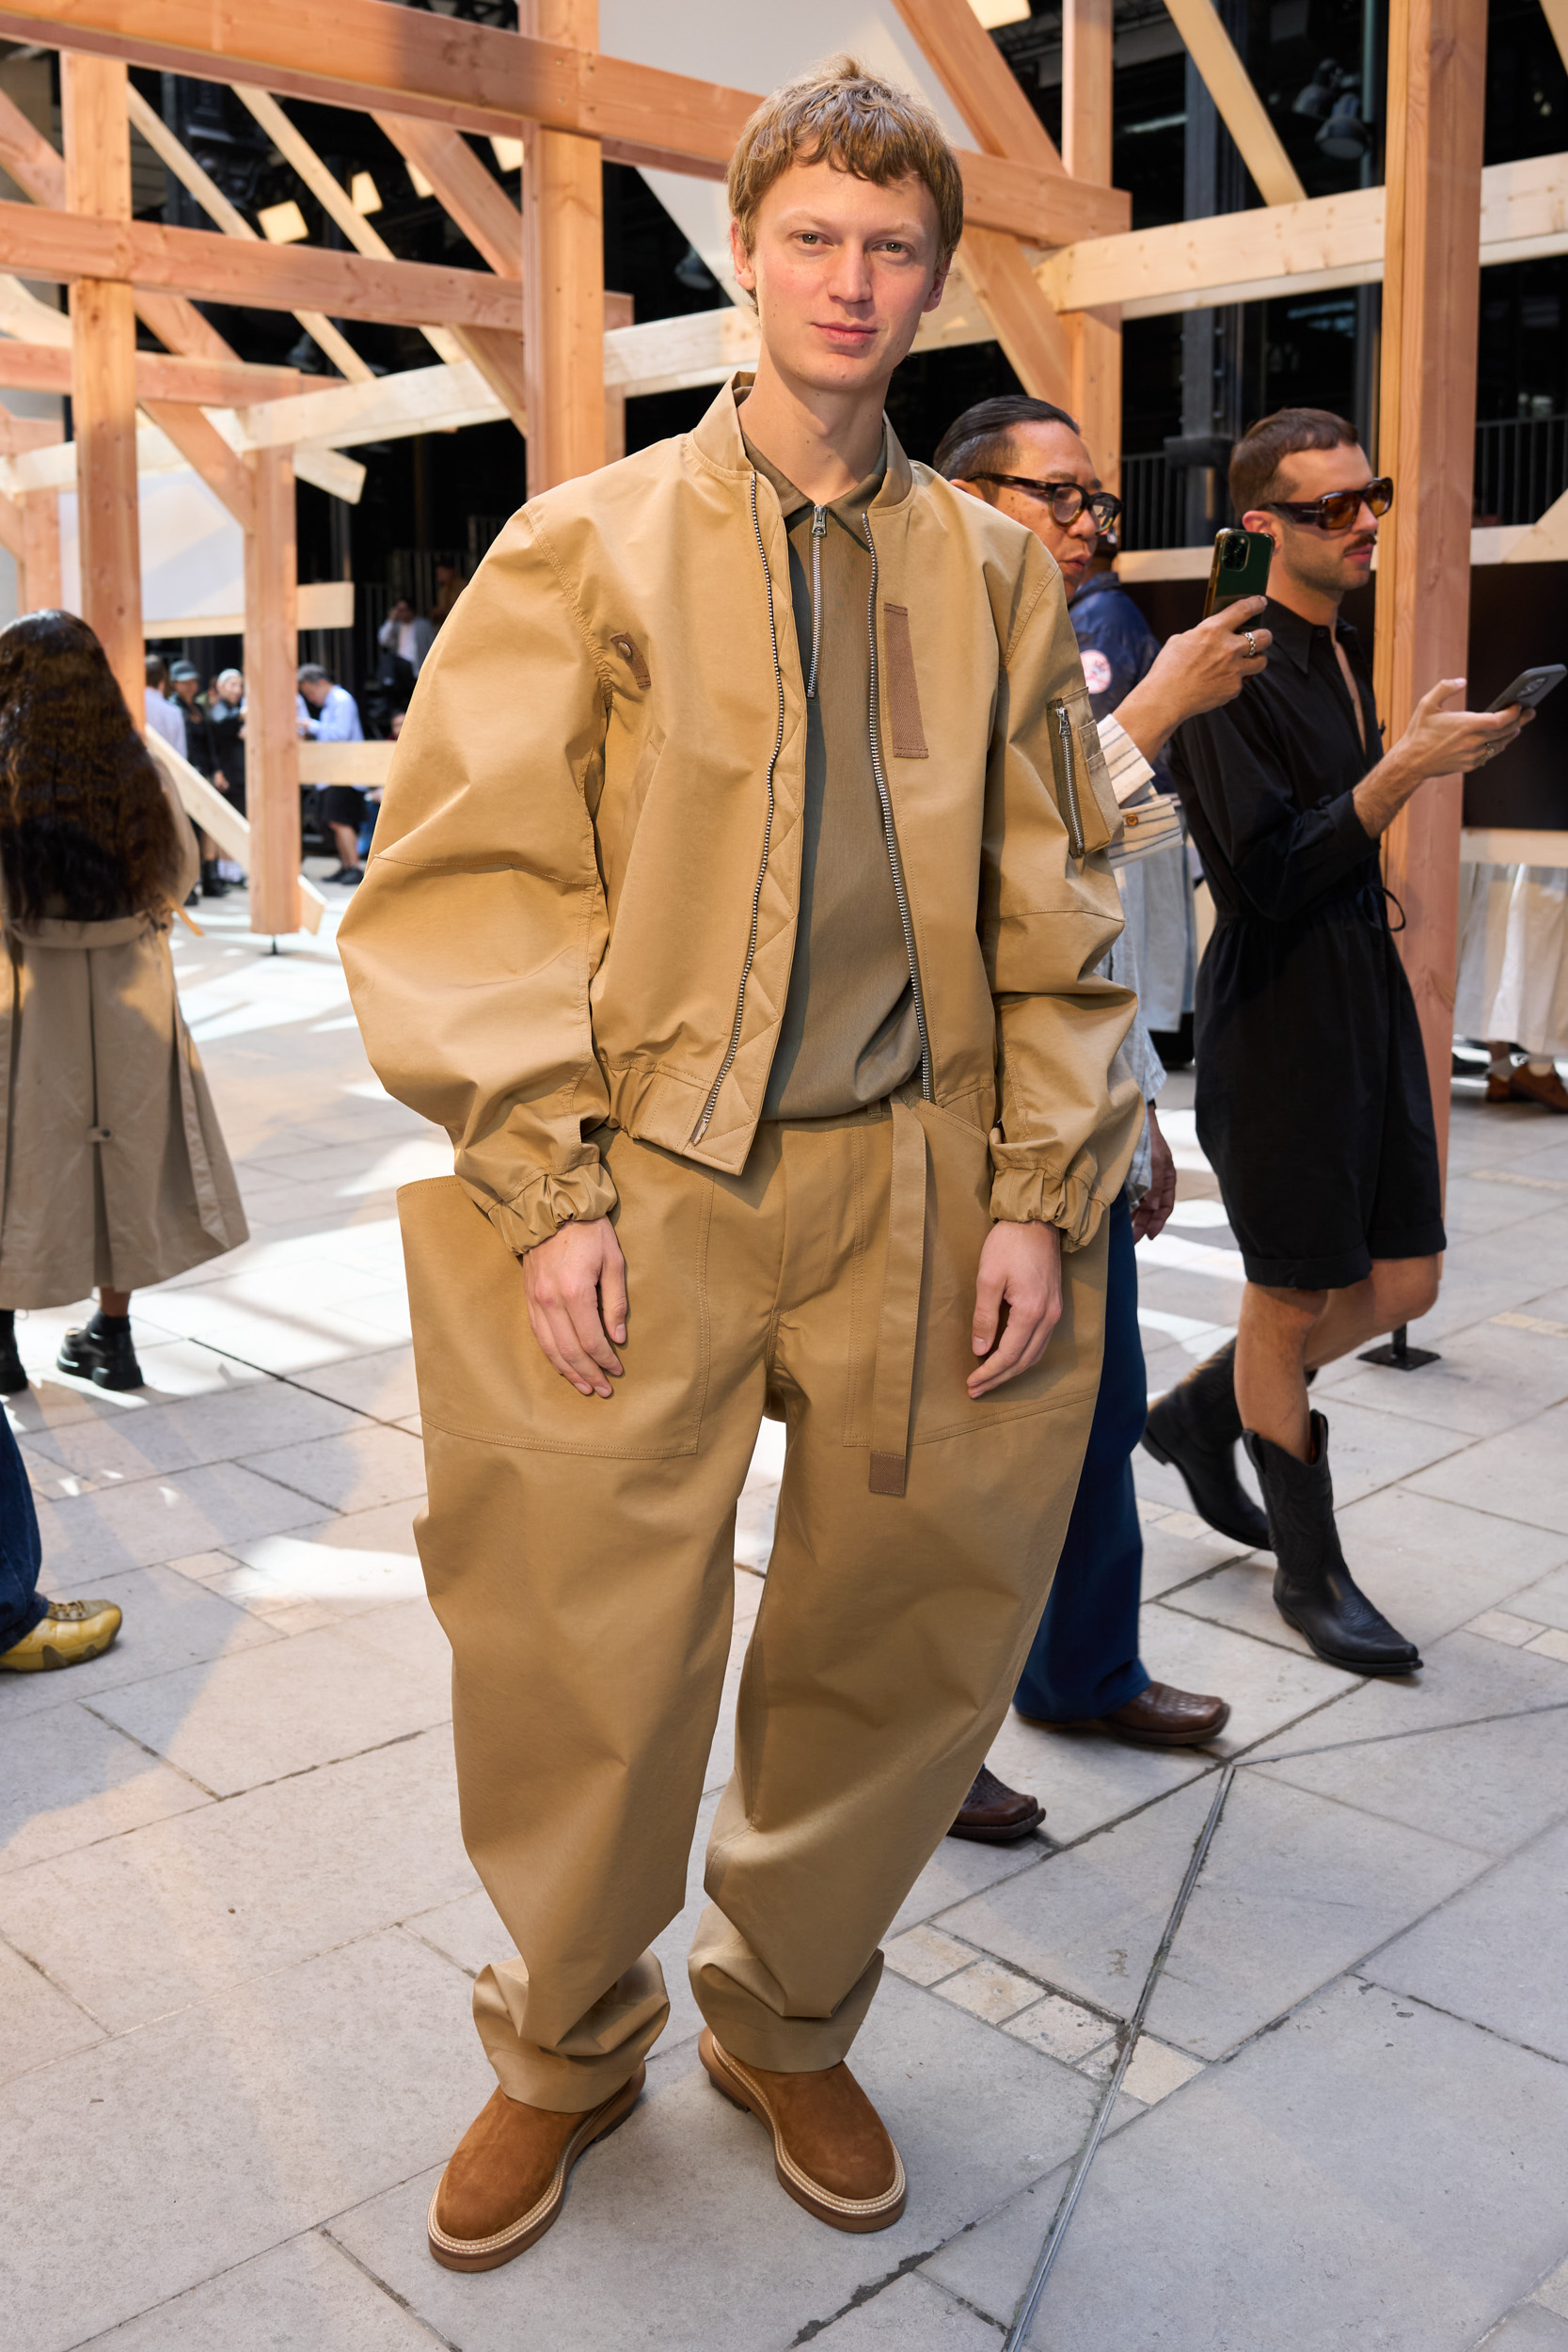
[297,661,367,887]
[1158,407,1528,1676]
[934,393,1267,1836]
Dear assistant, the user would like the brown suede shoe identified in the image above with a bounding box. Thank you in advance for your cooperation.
[426,2067,643,2271]
[699,2028,906,2233]
[948,1764,1044,1844]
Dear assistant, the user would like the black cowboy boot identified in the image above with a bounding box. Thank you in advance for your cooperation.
[1142,1340,1271,1549]
[56,1312,144,1392]
[200,860,230,899]
[0,1310,27,1394]
[1244,1411,1420,1675]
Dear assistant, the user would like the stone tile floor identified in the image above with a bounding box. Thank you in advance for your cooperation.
[4,884,1568,2350]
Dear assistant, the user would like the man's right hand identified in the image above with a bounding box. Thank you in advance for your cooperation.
[1117,599,1272,764]
[523,1216,627,1398]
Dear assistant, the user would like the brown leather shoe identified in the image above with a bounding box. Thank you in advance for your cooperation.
[1095,1682,1229,1746]
[948,1763,1044,1844]
[1022,1681,1230,1748]
[1508,1063,1568,1113]
[699,2028,906,2233]
[426,2068,643,2271]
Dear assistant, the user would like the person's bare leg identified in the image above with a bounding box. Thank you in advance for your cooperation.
[330,822,361,871]
[1234,1283,1324,1461]
[1302,1257,1441,1372]
[99,1288,132,1320]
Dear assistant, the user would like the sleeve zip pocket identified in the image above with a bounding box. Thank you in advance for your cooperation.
[1050,698,1086,858]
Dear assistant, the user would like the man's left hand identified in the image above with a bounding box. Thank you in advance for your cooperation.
[1131,1104,1177,1241]
[970,1221,1063,1398]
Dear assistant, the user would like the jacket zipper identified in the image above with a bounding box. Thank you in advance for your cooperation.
[806,507,826,699]
[690,471,785,1145]
[1053,699,1086,858]
[862,511,933,1101]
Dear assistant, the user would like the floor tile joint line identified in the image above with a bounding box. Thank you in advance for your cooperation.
[1002,1762,1236,2351]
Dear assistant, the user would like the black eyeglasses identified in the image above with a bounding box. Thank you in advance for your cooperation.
[1267,477,1393,533]
[971,475,1124,530]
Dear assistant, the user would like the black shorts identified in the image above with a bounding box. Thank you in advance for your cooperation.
[321,784,366,829]
[1195,907,1447,1291]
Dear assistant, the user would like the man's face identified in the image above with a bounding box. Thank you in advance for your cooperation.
[955,419,1102,594]
[1243,442,1381,603]
[390,599,413,623]
[174,676,198,704]
[730,161,950,399]
[300,677,329,711]
[218,676,243,706]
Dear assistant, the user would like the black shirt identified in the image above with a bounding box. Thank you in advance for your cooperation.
[1169,597,1380,926]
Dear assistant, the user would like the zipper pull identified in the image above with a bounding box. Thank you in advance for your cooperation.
[806,508,826,701]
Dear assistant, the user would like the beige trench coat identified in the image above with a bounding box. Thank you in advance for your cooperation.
[0,771,247,1309]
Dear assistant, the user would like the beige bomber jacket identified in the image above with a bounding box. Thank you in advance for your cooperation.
[339,378,1141,1254]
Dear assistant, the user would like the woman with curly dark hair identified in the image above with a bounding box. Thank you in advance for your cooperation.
[0,612,247,1425]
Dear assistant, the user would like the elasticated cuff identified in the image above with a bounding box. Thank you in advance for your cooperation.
[989,1159,1113,1251]
[480,1158,619,1255]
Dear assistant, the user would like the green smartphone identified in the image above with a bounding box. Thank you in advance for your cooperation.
[1203,527,1274,618]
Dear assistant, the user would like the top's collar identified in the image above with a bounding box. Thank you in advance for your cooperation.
[690,372,914,510]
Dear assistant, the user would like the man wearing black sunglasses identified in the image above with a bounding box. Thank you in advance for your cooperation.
[1156,407,1529,1677]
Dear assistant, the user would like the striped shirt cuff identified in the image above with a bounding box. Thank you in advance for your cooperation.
[1096,712,1156,807]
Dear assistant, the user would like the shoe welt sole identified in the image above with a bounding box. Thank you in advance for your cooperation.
[698,2028,906,2234]
[946,1805,1045,1844]
[1138,1431,1272,1552]
[1096,1712,1231,1749]
[1274,1601,1421,1677]
[425,2065,644,2273]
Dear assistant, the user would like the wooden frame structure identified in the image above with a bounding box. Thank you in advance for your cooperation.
[0,0,1518,1176]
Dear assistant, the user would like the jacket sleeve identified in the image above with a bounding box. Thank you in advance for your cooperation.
[981,547,1143,1248]
[338,510,616,1254]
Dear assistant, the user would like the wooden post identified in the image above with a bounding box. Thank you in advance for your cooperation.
[60,51,142,723]
[1372,0,1487,1184]
[1062,0,1121,493]
[520,0,604,490]
[243,448,302,936]
[19,486,61,609]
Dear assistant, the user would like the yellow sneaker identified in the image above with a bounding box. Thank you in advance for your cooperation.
[0,1597,122,1672]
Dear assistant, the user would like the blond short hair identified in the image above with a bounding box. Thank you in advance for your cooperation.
[727,56,965,266]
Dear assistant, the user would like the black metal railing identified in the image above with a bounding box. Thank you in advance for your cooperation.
[1120,414,1568,548]
[1474,414,1568,528]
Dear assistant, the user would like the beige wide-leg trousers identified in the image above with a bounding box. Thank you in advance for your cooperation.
[399,1098,1107,2112]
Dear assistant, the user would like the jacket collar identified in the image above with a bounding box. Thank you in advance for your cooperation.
[691,373,915,511]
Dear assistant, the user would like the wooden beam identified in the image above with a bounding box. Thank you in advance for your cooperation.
[373,114,522,277]
[0,80,238,368]
[19,485,61,609]
[61,51,143,723]
[243,446,302,937]
[0,338,299,403]
[890,0,1064,169]
[0,491,22,559]
[1162,0,1307,208]
[954,230,1073,408]
[0,409,60,456]
[0,4,1126,246]
[1038,152,1568,316]
[0,271,71,342]
[1373,0,1487,1186]
[522,0,605,492]
[124,83,371,382]
[146,401,253,530]
[230,86,459,367]
[0,198,527,330]
[1540,0,1568,73]
[604,288,631,464]
[1062,0,1120,492]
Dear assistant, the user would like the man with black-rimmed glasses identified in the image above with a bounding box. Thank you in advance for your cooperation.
[1156,407,1528,1675]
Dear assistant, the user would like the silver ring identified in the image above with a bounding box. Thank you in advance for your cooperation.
[1244,629,1258,658]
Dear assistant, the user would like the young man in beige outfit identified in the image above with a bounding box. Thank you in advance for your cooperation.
[341,62,1138,2270]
